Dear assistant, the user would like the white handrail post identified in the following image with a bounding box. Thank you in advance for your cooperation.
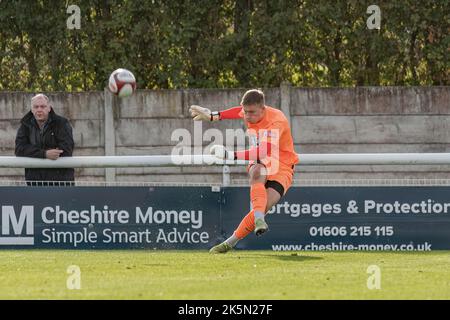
[222,165,231,186]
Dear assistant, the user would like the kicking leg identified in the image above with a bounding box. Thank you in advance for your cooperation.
[229,164,270,237]
[210,164,268,254]
[254,186,282,236]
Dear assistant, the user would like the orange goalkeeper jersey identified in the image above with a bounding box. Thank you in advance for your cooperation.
[238,106,299,167]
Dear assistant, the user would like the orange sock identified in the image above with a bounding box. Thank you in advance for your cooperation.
[251,182,267,214]
[234,183,268,240]
[234,210,255,239]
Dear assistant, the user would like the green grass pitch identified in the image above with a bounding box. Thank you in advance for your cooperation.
[1,250,449,299]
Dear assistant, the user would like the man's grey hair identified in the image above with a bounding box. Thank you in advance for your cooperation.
[31,93,50,105]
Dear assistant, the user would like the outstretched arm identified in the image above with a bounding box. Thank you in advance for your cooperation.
[218,106,242,120]
[210,142,272,161]
[189,105,243,121]
[210,123,284,161]
[235,141,272,160]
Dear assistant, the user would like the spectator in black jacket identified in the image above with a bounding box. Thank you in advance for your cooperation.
[15,94,75,186]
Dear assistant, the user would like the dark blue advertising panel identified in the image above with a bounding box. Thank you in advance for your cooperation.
[223,187,450,251]
[0,187,221,249]
[1,186,450,250]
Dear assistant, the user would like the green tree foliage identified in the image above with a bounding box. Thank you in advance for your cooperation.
[0,0,448,91]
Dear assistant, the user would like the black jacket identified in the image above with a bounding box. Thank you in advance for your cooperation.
[15,109,75,182]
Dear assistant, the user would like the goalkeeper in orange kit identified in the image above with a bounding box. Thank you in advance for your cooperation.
[189,89,299,253]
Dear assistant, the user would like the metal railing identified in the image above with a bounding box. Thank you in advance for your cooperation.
[1,179,450,187]
[1,153,449,187]
[1,153,450,168]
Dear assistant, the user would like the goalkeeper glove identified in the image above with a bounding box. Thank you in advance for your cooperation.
[189,105,220,121]
[209,145,235,160]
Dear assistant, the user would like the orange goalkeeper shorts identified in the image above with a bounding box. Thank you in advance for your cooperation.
[248,161,295,196]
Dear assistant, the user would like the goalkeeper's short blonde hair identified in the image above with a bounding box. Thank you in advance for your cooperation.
[241,89,265,107]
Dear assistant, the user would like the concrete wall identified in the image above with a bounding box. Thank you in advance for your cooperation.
[0,86,449,184]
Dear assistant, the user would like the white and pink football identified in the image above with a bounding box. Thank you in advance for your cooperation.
[108,68,136,98]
